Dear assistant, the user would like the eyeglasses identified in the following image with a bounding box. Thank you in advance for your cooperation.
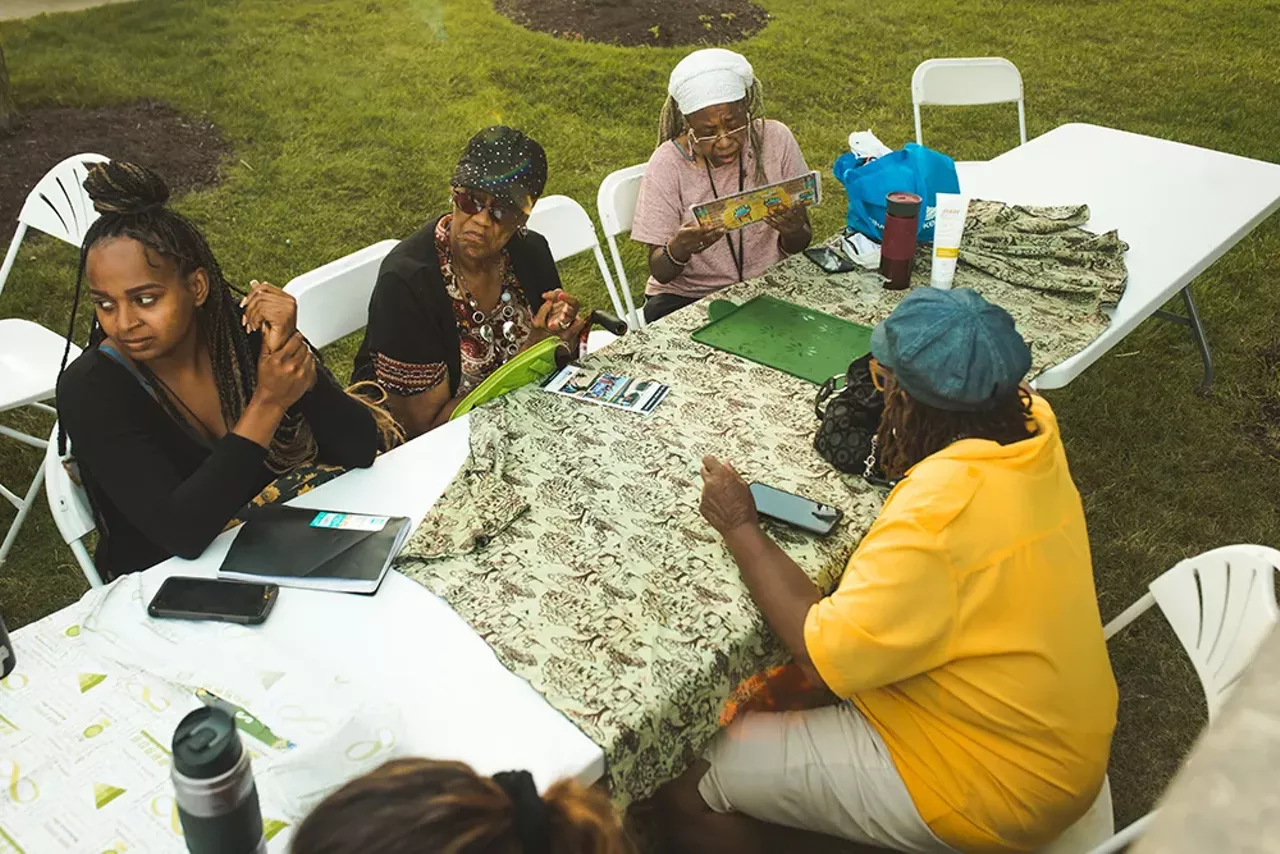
[452,189,519,225]
[687,124,750,146]
[869,358,890,392]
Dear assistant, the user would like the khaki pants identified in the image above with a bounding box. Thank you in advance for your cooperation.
[698,701,957,853]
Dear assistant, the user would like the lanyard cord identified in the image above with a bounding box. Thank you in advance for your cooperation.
[703,152,746,283]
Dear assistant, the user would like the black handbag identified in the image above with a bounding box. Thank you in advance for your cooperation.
[813,354,893,485]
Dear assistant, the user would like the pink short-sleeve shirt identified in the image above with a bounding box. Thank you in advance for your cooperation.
[631,119,810,300]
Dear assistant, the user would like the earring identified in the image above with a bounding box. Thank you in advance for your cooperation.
[517,224,528,238]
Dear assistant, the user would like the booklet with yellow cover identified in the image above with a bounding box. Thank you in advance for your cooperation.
[691,170,821,231]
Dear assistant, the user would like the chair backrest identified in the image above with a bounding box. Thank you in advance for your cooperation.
[527,195,600,262]
[284,240,399,349]
[1081,545,1280,854]
[18,153,111,247]
[1147,545,1280,720]
[595,164,647,328]
[596,163,648,238]
[911,58,1026,146]
[43,424,103,588]
[527,195,636,328]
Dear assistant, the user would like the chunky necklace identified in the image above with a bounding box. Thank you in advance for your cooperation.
[452,264,520,358]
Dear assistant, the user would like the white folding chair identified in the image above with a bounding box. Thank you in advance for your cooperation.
[42,424,102,588]
[0,153,105,566]
[1040,544,1280,854]
[283,240,399,349]
[911,58,1026,175]
[0,152,110,292]
[596,164,647,329]
[526,195,636,333]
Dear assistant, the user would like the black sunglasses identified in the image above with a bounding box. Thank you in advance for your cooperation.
[452,189,519,225]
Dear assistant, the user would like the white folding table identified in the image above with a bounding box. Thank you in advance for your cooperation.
[134,414,605,791]
[10,414,604,791]
[960,123,1280,390]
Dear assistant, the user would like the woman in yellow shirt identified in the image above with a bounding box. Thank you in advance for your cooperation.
[660,288,1118,854]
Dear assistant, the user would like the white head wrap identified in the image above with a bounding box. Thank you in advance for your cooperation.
[667,48,755,116]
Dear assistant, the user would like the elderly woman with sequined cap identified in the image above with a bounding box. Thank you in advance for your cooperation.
[352,126,588,437]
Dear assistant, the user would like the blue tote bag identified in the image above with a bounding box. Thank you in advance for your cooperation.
[833,143,960,242]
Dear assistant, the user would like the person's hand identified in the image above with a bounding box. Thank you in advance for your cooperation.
[529,290,590,345]
[669,219,727,263]
[700,456,758,536]
[764,207,810,243]
[254,329,316,410]
[240,281,298,353]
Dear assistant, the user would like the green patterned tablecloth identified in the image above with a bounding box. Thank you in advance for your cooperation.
[394,203,1125,806]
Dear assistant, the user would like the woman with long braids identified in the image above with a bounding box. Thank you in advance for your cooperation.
[290,758,631,854]
[669,289,1117,853]
[630,48,813,323]
[351,126,588,439]
[56,161,389,580]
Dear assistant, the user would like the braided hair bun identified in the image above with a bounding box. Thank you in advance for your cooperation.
[83,161,171,215]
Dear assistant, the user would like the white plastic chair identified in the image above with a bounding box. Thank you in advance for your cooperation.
[283,240,399,349]
[595,165,647,328]
[911,58,1026,172]
[0,153,105,566]
[1041,544,1280,854]
[42,424,102,588]
[0,152,109,291]
[526,195,636,332]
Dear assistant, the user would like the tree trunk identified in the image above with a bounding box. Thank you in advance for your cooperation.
[0,42,17,134]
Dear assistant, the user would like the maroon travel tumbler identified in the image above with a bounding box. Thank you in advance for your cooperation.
[879,192,921,290]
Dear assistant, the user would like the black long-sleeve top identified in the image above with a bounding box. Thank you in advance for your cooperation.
[57,340,379,580]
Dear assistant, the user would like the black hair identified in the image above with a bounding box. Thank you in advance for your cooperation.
[875,378,1037,479]
[57,161,317,472]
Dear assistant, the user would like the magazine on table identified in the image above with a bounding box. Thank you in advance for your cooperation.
[542,365,670,415]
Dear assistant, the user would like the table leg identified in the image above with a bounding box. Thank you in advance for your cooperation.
[1153,286,1214,394]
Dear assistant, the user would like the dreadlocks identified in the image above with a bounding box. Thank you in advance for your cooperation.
[59,161,399,470]
[657,80,769,185]
[875,377,1038,480]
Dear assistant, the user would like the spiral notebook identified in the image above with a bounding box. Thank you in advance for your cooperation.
[218,506,412,594]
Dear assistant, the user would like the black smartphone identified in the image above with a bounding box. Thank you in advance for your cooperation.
[147,576,279,625]
[803,246,856,274]
[749,482,843,536]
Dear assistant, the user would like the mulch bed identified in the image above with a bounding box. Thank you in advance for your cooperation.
[495,0,769,47]
[0,100,229,248]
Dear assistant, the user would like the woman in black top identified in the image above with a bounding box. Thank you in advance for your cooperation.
[57,161,389,580]
[351,126,588,438]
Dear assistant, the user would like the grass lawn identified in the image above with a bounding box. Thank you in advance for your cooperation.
[2,0,1278,831]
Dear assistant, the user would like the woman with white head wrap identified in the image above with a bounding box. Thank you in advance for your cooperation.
[630,48,813,323]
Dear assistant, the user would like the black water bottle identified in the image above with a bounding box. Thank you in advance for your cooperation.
[0,612,14,680]
[171,706,267,854]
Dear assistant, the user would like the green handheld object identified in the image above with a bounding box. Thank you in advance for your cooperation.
[450,336,569,420]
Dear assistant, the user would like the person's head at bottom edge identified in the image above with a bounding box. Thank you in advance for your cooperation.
[290,758,631,854]
[870,287,1037,479]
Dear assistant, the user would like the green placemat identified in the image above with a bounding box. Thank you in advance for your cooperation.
[691,294,873,384]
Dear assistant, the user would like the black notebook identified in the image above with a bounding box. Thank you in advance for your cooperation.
[218,506,413,594]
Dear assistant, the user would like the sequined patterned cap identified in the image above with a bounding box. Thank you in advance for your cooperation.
[451,126,548,215]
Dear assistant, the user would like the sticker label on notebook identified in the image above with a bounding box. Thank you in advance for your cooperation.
[310,512,389,532]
